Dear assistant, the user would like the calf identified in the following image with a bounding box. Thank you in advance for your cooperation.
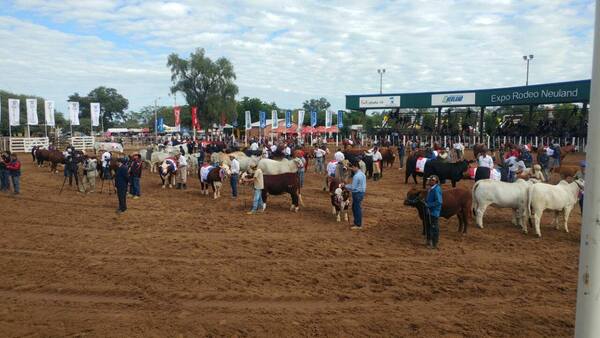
[528,179,583,237]
[404,187,471,234]
[328,178,350,222]
[198,164,230,199]
[423,160,470,188]
[159,159,177,188]
[472,179,535,229]
[405,152,427,184]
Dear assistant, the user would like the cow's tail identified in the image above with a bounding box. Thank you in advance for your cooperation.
[527,182,534,221]
[298,185,305,207]
[471,179,481,216]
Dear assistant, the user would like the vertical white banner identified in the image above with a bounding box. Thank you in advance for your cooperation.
[45,100,55,126]
[90,102,100,127]
[8,99,20,126]
[26,99,38,125]
[245,110,251,130]
[68,101,80,126]
[325,110,332,128]
[297,110,305,129]
[271,110,278,128]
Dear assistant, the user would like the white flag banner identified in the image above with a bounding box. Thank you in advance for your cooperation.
[68,101,80,126]
[26,99,38,125]
[8,98,20,126]
[271,110,278,128]
[245,110,252,130]
[325,110,332,128]
[297,110,305,129]
[45,100,55,126]
[90,102,100,127]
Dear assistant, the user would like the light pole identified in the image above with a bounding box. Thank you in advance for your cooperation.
[377,68,386,94]
[523,54,534,86]
[154,96,161,141]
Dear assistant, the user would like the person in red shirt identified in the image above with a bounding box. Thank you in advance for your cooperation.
[6,153,21,195]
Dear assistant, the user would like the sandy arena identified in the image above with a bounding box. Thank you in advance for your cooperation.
[0,152,584,337]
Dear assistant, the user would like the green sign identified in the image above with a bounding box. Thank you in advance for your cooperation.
[345,80,590,110]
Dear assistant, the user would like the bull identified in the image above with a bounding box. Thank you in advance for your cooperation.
[404,187,471,234]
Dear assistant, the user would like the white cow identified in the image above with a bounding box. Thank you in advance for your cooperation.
[94,142,123,153]
[527,179,584,237]
[256,158,299,175]
[472,179,536,229]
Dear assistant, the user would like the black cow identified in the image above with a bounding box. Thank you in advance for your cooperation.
[405,151,427,184]
[422,160,470,188]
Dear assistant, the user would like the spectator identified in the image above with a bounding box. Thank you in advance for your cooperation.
[229,154,240,198]
[129,154,142,199]
[0,151,10,192]
[6,153,21,195]
[244,163,264,215]
[83,155,98,193]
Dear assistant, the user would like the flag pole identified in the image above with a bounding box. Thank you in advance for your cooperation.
[575,1,600,336]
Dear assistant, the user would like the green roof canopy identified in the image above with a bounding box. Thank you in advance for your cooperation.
[345,79,590,110]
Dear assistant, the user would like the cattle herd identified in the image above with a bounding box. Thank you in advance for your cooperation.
[28,140,585,239]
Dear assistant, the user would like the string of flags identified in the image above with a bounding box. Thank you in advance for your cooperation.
[1,97,100,127]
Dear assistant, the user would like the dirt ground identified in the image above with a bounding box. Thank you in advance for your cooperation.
[0,150,585,337]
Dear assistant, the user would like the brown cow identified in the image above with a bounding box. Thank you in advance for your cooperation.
[380,147,395,167]
[404,187,472,234]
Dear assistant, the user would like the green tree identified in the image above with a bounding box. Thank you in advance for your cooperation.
[167,48,238,126]
[302,97,331,115]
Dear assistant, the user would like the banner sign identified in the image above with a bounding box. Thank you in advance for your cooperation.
[191,106,198,130]
[285,110,292,128]
[90,102,100,127]
[310,111,317,127]
[245,110,251,130]
[359,95,401,108]
[431,92,475,106]
[157,117,164,133]
[45,100,55,126]
[9,99,20,126]
[337,110,343,128]
[259,111,266,129]
[325,110,332,128]
[68,101,80,126]
[481,81,590,106]
[271,110,278,128]
[26,99,38,125]
[173,106,181,126]
[297,110,305,129]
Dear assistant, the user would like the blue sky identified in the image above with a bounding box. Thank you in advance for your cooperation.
[0,0,595,115]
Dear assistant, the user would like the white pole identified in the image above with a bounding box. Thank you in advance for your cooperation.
[27,124,30,138]
[576,1,600,336]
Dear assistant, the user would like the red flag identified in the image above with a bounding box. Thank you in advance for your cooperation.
[174,106,181,126]
[191,106,198,129]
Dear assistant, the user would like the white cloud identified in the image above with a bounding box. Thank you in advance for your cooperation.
[0,0,595,114]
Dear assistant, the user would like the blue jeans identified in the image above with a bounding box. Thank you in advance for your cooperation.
[315,157,324,173]
[352,191,364,227]
[10,175,20,194]
[0,169,8,191]
[251,188,263,212]
[130,177,140,196]
[230,174,239,197]
[298,169,305,188]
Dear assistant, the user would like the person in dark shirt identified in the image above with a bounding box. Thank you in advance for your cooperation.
[115,158,130,213]
[128,154,142,199]
[0,151,10,192]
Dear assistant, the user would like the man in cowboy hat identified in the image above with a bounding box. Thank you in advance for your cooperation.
[426,175,443,249]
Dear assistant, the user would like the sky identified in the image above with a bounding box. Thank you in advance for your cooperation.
[0,0,595,115]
